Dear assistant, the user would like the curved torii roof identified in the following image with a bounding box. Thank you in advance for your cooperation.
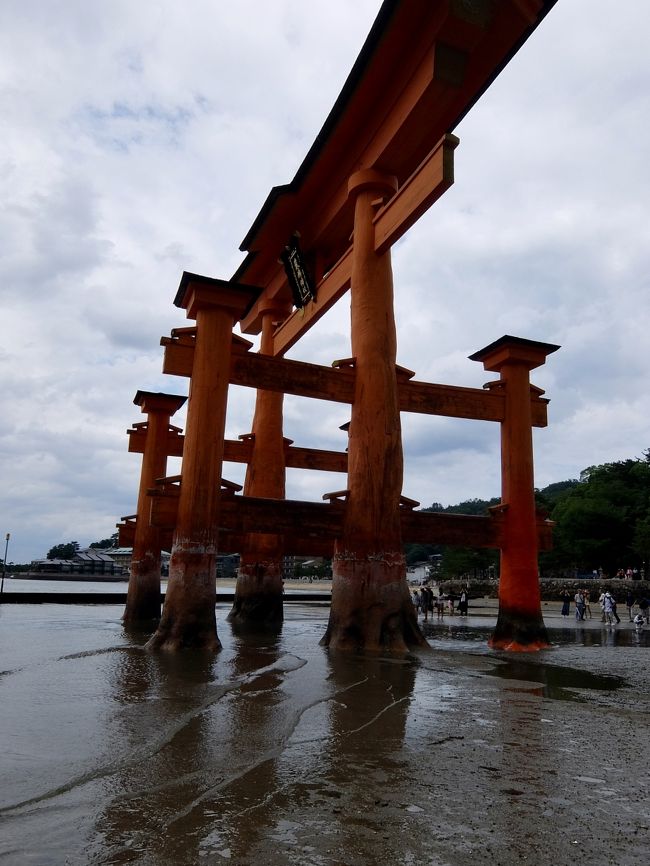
[233,0,559,346]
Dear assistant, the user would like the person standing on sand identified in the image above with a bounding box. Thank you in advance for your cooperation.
[574,589,585,621]
[582,589,592,619]
[420,588,429,622]
[598,590,606,622]
[561,589,571,617]
[603,591,616,625]
[424,585,434,620]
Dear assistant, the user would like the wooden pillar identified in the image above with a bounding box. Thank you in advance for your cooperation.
[321,169,426,652]
[123,390,186,625]
[229,299,292,629]
[470,336,559,651]
[147,274,259,651]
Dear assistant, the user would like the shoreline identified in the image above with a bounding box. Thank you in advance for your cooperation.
[1,582,647,629]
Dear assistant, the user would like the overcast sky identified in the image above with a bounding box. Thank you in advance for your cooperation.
[2,0,649,564]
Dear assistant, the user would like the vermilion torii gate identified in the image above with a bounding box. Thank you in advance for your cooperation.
[118,0,560,651]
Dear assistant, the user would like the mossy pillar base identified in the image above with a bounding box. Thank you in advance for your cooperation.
[323,169,426,653]
[125,553,163,625]
[228,560,284,631]
[489,605,549,652]
[322,553,426,653]
[124,391,186,627]
[230,302,290,629]
[146,546,221,651]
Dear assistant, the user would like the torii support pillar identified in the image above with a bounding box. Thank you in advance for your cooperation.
[470,336,560,651]
[123,390,186,626]
[147,274,259,651]
[229,299,292,630]
[321,170,427,653]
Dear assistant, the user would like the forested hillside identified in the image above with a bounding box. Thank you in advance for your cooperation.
[407,451,650,580]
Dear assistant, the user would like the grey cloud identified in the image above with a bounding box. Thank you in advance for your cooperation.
[1,177,113,299]
[2,1,650,561]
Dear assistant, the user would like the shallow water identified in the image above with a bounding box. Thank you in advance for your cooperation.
[1,577,131,594]
[0,577,319,597]
[422,618,650,649]
[0,604,648,866]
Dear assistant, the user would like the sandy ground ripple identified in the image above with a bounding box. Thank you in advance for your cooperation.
[0,601,648,866]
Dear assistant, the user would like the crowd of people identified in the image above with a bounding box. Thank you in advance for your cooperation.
[411,584,650,628]
[412,584,649,627]
[411,586,469,620]
[560,587,649,626]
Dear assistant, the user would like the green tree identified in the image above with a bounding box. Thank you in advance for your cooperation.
[547,456,650,575]
[537,479,580,503]
[404,452,650,579]
[412,499,499,576]
[444,497,499,516]
[440,546,498,579]
[46,541,80,560]
[89,533,118,549]
[405,543,440,565]
[632,513,650,572]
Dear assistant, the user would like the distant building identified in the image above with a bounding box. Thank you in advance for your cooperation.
[103,548,172,575]
[282,555,329,579]
[217,554,239,578]
[31,548,124,577]
[107,547,135,573]
[30,548,240,580]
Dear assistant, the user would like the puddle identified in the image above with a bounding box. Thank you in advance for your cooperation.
[421,622,493,651]
[484,659,625,701]
[419,621,634,701]
[422,621,650,650]
[546,625,650,648]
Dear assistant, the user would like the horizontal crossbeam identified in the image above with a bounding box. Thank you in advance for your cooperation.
[127,424,185,457]
[121,484,551,554]
[143,481,552,550]
[160,337,549,426]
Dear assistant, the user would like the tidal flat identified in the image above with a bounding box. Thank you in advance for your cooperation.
[0,603,648,866]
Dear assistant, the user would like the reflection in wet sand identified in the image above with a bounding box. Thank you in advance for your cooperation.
[490,677,550,861]
[316,655,417,861]
[91,631,324,864]
[0,605,648,865]
[189,648,421,864]
[90,650,223,864]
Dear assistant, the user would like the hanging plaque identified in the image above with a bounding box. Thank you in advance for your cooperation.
[280,235,315,309]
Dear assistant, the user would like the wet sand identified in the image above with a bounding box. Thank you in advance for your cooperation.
[0,602,648,866]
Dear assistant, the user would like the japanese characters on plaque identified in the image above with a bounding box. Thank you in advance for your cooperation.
[280,235,315,309]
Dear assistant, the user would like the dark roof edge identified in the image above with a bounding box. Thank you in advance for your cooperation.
[234,0,560,276]
[450,0,560,132]
[468,334,561,363]
[236,0,400,257]
[133,390,187,407]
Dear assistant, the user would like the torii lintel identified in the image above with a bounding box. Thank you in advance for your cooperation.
[234,0,559,352]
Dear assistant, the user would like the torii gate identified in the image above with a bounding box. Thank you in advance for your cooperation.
[119,0,560,652]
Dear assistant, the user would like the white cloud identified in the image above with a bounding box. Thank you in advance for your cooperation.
[1,1,649,562]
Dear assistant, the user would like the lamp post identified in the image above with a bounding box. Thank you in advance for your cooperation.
[0,533,10,598]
